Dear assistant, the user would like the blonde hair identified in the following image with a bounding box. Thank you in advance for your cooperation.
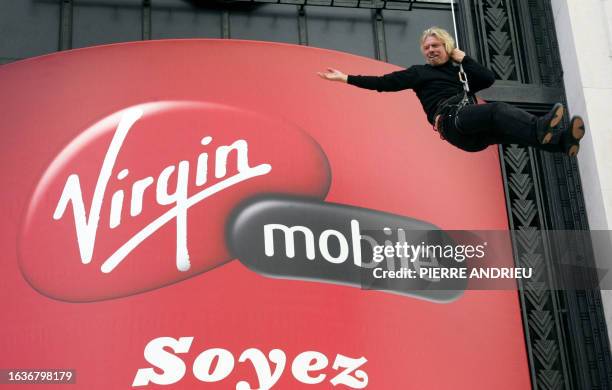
[420,27,455,55]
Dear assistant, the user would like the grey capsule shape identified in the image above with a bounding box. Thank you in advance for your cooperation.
[226,196,466,303]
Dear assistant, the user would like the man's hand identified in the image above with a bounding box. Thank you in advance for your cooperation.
[317,68,348,83]
[450,48,466,63]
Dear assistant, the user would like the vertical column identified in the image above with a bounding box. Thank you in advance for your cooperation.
[603,0,612,57]
[142,0,152,40]
[298,5,308,45]
[499,143,571,390]
[372,9,387,62]
[458,1,602,389]
[221,10,230,38]
[466,0,612,386]
[59,0,73,50]
[550,0,612,387]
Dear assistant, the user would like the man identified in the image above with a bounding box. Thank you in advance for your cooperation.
[318,27,585,156]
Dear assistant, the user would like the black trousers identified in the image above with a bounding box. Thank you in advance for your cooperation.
[440,101,564,153]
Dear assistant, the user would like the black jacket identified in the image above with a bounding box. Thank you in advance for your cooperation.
[347,56,496,124]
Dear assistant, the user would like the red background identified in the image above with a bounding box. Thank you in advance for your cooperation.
[0,40,530,389]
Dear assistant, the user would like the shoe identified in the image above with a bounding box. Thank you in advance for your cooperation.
[537,103,564,144]
[564,116,585,157]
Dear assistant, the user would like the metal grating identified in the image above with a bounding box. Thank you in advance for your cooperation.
[189,0,451,11]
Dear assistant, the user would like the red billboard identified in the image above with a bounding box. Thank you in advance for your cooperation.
[0,40,530,389]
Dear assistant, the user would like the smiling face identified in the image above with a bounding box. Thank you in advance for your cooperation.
[421,35,450,66]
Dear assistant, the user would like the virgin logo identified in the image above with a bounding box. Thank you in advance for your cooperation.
[19,102,330,301]
[53,106,271,274]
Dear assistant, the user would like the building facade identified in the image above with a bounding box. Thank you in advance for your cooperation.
[1,0,611,388]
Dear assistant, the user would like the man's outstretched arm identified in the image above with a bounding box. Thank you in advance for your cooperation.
[319,67,418,92]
